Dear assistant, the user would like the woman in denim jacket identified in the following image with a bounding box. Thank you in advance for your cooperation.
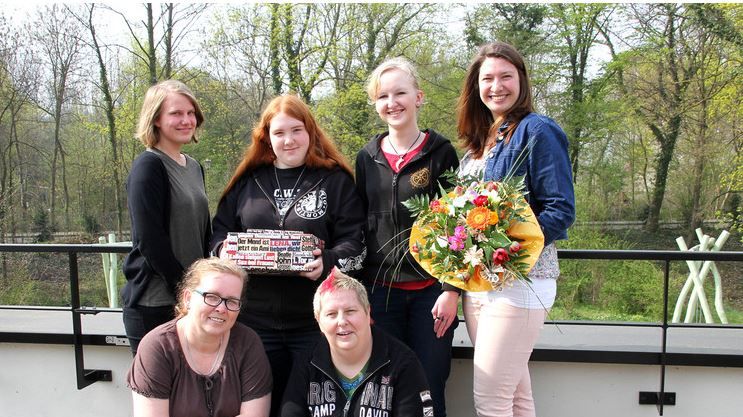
[456,41,575,417]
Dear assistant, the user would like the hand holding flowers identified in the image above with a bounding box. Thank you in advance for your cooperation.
[404,170,544,292]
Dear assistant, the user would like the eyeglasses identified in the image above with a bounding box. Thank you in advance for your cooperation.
[193,290,242,312]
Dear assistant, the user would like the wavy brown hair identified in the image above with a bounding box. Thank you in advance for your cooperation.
[221,95,353,198]
[457,41,534,158]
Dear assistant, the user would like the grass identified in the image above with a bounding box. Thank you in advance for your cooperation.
[0,251,125,307]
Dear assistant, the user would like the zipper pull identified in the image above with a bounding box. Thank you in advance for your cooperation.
[343,400,351,417]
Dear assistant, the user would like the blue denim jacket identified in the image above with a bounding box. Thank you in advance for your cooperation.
[483,113,575,245]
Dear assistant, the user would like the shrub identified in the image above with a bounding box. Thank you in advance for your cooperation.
[555,226,664,321]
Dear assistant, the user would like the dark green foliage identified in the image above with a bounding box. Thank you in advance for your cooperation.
[315,83,376,165]
[555,227,664,321]
[82,213,100,235]
[464,3,547,55]
[32,209,54,243]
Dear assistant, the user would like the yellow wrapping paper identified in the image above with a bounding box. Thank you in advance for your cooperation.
[409,199,544,292]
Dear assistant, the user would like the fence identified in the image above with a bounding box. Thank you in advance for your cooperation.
[0,243,741,415]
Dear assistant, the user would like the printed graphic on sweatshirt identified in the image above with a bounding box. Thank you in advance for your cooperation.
[307,381,337,416]
[306,378,395,417]
[274,187,298,216]
[410,167,430,189]
[295,190,328,219]
[419,390,432,403]
[338,247,366,272]
[358,379,394,415]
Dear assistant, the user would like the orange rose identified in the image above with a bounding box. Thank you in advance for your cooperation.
[466,206,491,230]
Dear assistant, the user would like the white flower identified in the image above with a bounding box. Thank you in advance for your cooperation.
[474,231,488,242]
[436,236,449,248]
[453,195,468,208]
[463,246,484,267]
[487,189,501,203]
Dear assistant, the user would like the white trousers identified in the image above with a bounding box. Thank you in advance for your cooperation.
[463,297,546,417]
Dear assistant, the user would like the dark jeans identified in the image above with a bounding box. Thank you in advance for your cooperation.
[254,327,322,417]
[367,283,458,417]
[123,305,175,355]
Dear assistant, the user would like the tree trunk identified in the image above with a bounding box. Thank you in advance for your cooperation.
[269,3,282,95]
[88,4,124,237]
[645,116,682,232]
[146,4,158,84]
[60,144,70,230]
[164,3,173,79]
[12,109,26,227]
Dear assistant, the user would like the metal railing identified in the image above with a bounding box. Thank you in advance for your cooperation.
[0,243,129,389]
[0,243,741,415]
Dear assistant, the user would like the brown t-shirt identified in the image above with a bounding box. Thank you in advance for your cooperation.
[127,319,272,417]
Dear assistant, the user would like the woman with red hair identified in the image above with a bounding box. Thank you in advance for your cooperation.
[211,94,365,417]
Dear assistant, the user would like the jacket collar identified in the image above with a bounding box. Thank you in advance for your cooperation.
[363,129,449,161]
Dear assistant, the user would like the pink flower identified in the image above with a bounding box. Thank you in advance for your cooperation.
[411,243,420,254]
[509,241,522,253]
[492,248,510,265]
[454,185,465,196]
[484,181,498,191]
[448,236,464,251]
[473,195,489,207]
[454,225,467,240]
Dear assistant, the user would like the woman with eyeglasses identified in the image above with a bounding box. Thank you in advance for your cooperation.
[127,258,272,417]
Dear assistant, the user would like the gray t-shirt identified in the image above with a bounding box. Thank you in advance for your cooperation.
[139,148,209,306]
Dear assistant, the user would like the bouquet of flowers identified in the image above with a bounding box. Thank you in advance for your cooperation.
[404,170,544,292]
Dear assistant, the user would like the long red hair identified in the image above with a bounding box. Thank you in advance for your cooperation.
[221,95,353,198]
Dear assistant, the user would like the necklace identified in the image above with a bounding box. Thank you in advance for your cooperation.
[387,131,422,171]
[274,165,306,216]
[183,329,224,376]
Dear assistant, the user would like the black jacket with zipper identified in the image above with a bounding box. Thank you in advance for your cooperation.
[355,129,459,289]
[210,165,365,332]
[280,326,434,417]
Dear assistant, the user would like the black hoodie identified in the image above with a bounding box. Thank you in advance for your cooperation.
[280,326,434,417]
[355,129,459,288]
[211,165,366,331]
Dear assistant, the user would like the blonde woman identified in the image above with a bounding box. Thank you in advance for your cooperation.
[123,80,211,354]
[281,269,433,417]
[355,57,460,417]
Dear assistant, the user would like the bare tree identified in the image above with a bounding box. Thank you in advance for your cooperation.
[108,3,208,84]
[67,4,125,237]
[30,5,84,230]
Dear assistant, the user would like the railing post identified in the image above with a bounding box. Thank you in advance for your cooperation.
[107,233,119,308]
[658,260,670,416]
[68,251,112,389]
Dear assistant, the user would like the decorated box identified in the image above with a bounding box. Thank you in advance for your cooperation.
[224,229,324,274]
